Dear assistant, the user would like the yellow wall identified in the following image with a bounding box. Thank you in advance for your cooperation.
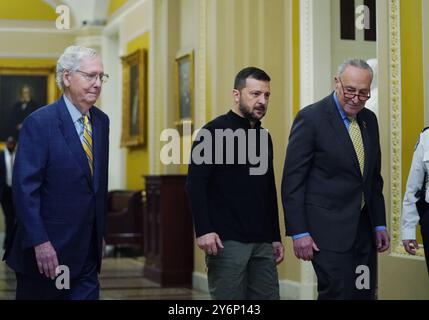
[108,0,129,17]
[0,0,56,20]
[401,0,424,243]
[401,0,424,193]
[0,58,56,66]
[126,33,150,189]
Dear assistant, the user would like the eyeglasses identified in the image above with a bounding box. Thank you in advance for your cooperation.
[75,70,109,84]
[338,78,370,102]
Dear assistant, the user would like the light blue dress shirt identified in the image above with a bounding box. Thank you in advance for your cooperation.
[63,94,91,144]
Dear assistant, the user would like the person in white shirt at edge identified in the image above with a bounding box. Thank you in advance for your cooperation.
[401,126,429,275]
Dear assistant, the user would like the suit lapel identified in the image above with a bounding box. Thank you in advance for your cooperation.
[57,97,93,188]
[90,108,102,193]
[326,94,362,177]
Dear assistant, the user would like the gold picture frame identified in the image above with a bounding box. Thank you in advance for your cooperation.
[175,49,194,130]
[0,65,57,149]
[121,49,146,147]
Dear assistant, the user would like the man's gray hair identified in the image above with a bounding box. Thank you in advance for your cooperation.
[56,45,98,91]
[337,59,373,80]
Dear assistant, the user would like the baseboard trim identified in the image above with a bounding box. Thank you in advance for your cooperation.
[279,279,301,300]
[192,271,209,293]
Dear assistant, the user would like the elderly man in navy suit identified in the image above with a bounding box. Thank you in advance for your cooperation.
[4,45,110,300]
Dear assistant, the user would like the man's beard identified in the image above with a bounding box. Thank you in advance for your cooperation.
[239,102,264,122]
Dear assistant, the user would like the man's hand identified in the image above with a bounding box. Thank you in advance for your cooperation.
[272,241,284,264]
[376,230,390,253]
[293,235,319,261]
[403,239,419,255]
[196,232,224,255]
[34,241,59,279]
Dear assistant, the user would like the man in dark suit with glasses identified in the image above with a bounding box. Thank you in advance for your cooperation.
[282,59,390,300]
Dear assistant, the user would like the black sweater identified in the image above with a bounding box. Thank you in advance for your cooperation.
[186,110,281,243]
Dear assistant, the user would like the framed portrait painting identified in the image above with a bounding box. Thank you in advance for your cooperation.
[121,49,146,147]
[0,65,57,146]
[175,49,194,129]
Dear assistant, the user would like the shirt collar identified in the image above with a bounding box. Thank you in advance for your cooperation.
[63,94,90,124]
[333,92,349,122]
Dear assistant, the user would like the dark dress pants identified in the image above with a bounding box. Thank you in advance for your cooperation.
[311,207,377,300]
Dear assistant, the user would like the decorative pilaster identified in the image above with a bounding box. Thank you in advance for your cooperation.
[389,0,424,257]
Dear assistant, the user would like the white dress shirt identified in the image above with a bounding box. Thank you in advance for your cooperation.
[4,150,15,187]
[402,129,429,240]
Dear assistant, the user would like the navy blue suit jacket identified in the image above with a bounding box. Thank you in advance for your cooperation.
[5,96,109,278]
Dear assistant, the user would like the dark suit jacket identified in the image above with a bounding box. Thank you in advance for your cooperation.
[0,151,5,198]
[281,93,386,252]
[5,96,110,278]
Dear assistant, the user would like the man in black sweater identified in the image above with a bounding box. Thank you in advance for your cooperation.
[186,67,283,300]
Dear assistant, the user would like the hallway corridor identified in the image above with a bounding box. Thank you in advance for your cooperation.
[0,254,210,300]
